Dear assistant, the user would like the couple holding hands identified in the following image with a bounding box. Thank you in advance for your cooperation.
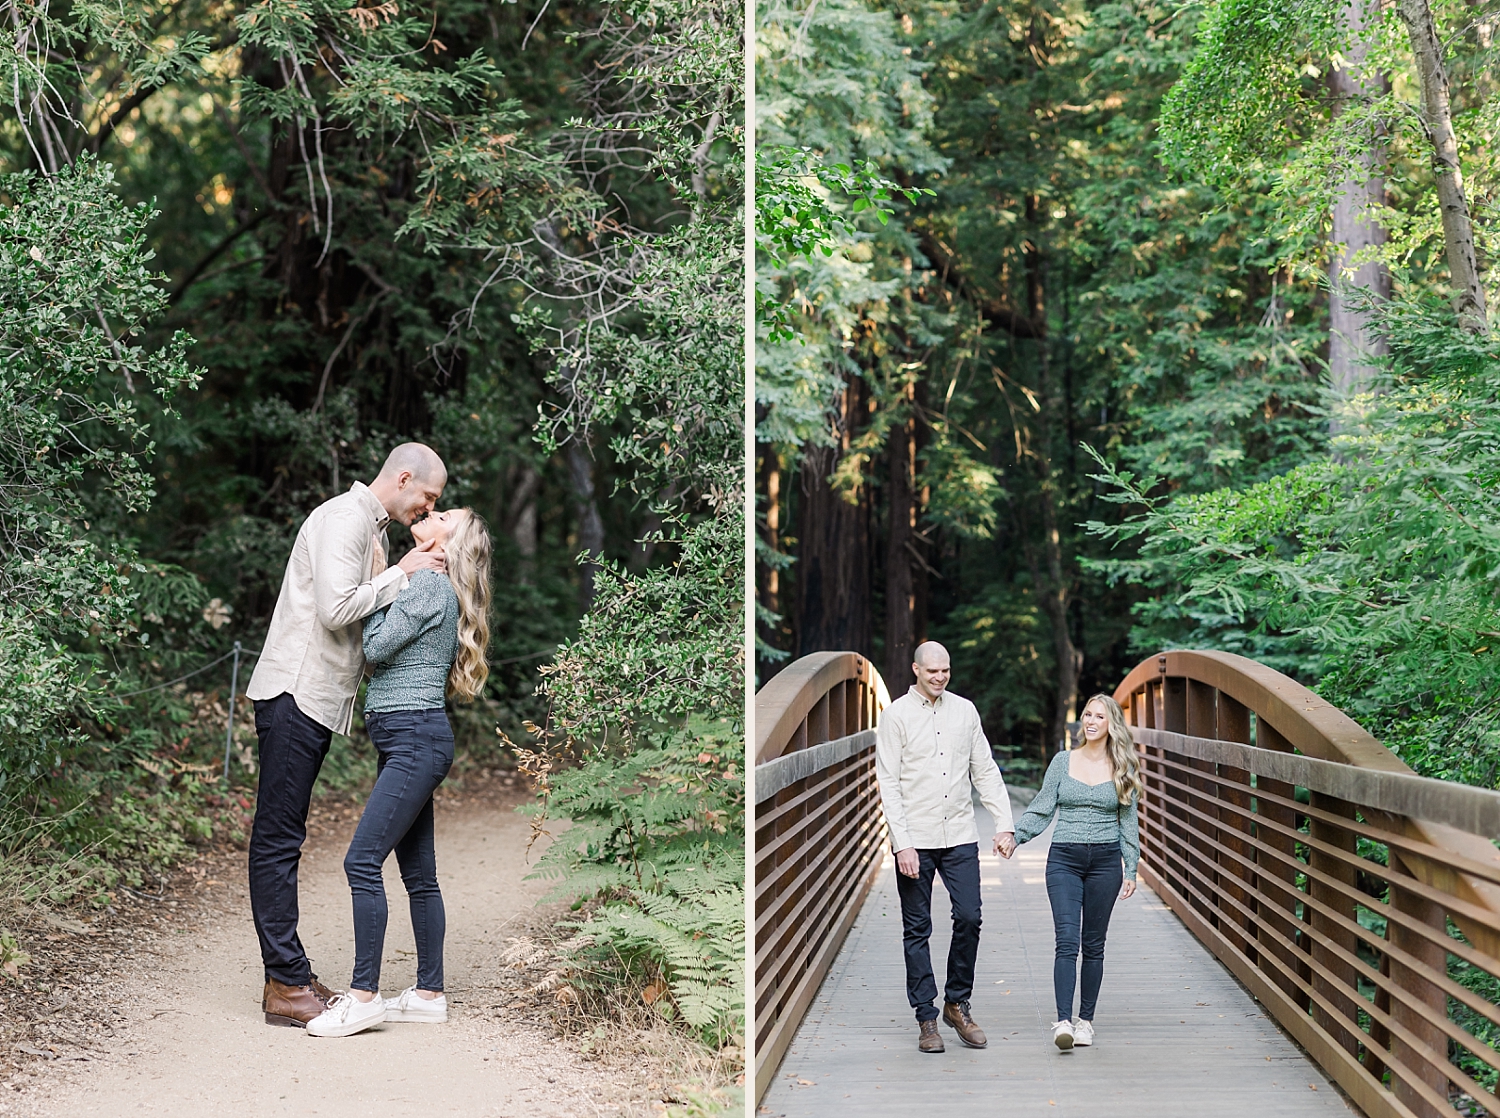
[243,443,492,1038]
[875,642,1142,1054]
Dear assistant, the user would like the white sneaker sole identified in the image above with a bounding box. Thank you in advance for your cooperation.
[384,1006,447,1023]
[1054,1030,1074,1051]
[306,1007,386,1037]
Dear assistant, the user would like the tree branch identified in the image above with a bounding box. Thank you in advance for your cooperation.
[918,232,1043,339]
[168,210,271,304]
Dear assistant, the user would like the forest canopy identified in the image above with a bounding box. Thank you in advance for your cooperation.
[755,0,1500,789]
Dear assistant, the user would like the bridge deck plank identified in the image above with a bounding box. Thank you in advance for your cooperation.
[760,798,1358,1118]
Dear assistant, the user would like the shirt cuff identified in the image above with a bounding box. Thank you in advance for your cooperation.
[373,564,408,604]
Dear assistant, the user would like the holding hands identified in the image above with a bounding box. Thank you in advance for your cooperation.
[993,831,1016,859]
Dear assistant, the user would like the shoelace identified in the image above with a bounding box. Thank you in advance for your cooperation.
[324,994,355,1021]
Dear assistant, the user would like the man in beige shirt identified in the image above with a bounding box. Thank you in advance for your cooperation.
[876,641,1016,1054]
[245,443,447,1027]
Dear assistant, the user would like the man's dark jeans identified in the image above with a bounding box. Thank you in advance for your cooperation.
[894,842,982,1022]
[1046,841,1123,1022]
[345,709,454,993]
[250,693,333,987]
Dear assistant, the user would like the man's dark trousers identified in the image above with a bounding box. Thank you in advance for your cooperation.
[249,692,332,986]
[895,842,982,1022]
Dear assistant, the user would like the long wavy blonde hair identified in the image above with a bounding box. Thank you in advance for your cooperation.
[442,509,492,702]
[1078,694,1143,807]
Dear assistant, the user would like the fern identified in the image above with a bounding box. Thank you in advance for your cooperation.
[522,716,746,1048]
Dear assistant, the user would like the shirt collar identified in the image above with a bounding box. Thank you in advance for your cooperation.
[350,481,391,531]
[908,684,945,709]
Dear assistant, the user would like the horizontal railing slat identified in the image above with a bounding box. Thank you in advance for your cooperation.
[1138,727,1500,839]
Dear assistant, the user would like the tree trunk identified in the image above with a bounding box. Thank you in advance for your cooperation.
[1328,0,1392,424]
[1020,194,1081,751]
[565,441,605,609]
[1036,479,1082,750]
[759,450,782,622]
[795,376,873,659]
[1396,0,1488,333]
[884,390,921,694]
[504,462,540,583]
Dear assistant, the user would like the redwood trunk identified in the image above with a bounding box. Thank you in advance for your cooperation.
[884,400,920,694]
[1328,0,1391,423]
[795,377,873,658]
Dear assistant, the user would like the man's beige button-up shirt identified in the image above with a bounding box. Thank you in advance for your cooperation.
[246,482,409,734]
[875,686,1014,852]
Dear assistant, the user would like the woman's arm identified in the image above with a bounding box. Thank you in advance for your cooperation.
[1013,754,1064,844]
[363,573,445,664]
[1119,792,1140,881]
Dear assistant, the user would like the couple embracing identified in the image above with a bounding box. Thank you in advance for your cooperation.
[875,642,1142,1054]
[243,443,493,1038]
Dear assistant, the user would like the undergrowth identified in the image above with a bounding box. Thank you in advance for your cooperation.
[519,716,746,1065]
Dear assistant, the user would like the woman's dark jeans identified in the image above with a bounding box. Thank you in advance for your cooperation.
[1046,841,1123,1022]
[346,709,454,993]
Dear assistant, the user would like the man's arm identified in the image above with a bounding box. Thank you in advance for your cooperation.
[363,576,445,664]
[874,707,917,873]
[309,506,408,631]
[968,703,1015,850]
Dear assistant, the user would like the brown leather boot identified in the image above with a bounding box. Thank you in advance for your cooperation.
[263,979,329,1028]
[309,974,340,1003]
[918,1019,945,1053]
[943,1000,988,1048]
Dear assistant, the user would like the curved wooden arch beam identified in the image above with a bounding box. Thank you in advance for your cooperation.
[1115,650,1400,770]
[1116,649,1500,957]
[754,652,890,765]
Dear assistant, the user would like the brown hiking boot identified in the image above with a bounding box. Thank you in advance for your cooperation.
[918,1018,945,1053]
[263,979,329,1028]
[944,1000,988,1048]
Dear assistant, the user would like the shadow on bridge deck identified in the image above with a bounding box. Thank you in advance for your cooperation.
[760,797,1357,1118]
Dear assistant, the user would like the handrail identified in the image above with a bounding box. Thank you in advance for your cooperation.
[1118,651,1500,1118]
[753,653,891,1103]
[754,650,889,764]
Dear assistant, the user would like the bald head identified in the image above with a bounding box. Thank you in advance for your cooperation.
[911,641,951,701]
[914,641,949,669]
[368,442,447,526]
[377,442,446,485]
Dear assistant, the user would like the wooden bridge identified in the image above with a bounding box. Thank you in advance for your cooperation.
[754,650,1500,1117]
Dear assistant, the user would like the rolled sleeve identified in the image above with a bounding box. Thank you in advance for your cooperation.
[969,710,1013,835]
[309,508,397,631]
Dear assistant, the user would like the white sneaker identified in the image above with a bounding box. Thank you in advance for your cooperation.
[383,986,448,1023]
[305,993,386,1037]
[1052,1019,1075,1051]
[1072,1018,1094,1046]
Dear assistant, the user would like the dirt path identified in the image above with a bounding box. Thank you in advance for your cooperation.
[0,778,670,1118]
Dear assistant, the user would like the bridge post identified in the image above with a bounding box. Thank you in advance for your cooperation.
[1254,720,1312,1012]
[1184,681,1223,932]
[1161,677,1191,903]
[1216,694,1257,962]
[1307,793,1363,1058]
[1386,854,1450,1118]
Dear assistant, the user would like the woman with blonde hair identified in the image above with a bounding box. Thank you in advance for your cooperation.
[308,507,492,1038]
[1012,693,1141,1053]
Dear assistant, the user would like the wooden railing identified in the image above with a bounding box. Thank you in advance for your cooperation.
[1118,650,1500,1118]
[754,652,890,1102]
